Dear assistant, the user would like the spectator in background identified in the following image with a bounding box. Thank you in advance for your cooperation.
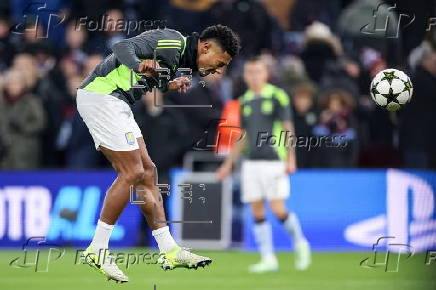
[0,1,8,16]
[70,0,121,22]
[210,0,280,56]
[12,53,63,139]
[289,0,340,31]
[64,75,105,168]
[17,22,57,74]
[57,29,85,104]
[122,0,166,31]
[87,9,125,56]
[59,56,81,86]
[291,82,318,168]
[0,81,8,163]
[83,54,104,76]
[63,54,105,168]
[280,55,310,94]
[166,73,229,152]
[163,0,215,34]
[400,42,436,168]
[320,57,360,100]
[313,89,356,168]
[0,69,45,169]
[0,15,15,71]
[20,22,46,47]
[64,21,89,68]
[11,54,39,91]
[300,22,342,83]
[13,53,64,167]
[337,0,401,66]
[20,24,57,79]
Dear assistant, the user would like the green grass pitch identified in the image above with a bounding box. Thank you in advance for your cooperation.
[1,249,435,290]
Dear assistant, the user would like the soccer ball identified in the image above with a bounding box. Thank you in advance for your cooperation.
[370,69,413,111]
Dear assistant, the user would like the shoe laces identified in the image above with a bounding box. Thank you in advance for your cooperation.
[176,247,203,262]
[99,252,124,275]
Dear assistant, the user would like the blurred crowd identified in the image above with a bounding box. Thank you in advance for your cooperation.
[0,0,435,170]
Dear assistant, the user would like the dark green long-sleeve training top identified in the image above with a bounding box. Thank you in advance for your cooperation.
[79,28,199,104]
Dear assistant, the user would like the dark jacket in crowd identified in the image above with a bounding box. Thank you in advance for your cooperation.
[293,108,318,168]
[399,65,436,168]
[0,93,45,169]
[210,0,279,56]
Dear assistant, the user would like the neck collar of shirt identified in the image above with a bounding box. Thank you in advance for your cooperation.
[180,32,199,72]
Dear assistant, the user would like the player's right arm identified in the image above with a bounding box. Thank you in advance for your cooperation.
[216,132,247,181]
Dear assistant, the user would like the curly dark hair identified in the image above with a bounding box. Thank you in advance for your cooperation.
[199,25,241,57]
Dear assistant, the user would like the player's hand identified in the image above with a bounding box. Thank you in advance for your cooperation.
[137,60,160,76]
[285,161,297,174]
[168,77,191,93]
[216,163,232,181]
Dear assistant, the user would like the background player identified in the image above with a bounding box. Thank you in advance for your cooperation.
[76,25,240,282]
[217,57,311,273]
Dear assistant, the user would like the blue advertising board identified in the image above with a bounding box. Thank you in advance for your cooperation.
[0,171,141,247]
[1,169,435,252]
[242,169,436,252]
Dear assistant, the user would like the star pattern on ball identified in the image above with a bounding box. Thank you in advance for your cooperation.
[371,86,379,96]
[381,87,400,104]
[403,80,413,93]
[381,71,398,84]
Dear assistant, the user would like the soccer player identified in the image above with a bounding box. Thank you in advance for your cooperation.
[76,25,240,282]
[216,57,311,273]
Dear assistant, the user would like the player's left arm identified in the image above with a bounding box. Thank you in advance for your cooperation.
[275,89,297,174]
[111,35,157,74]
[112,33,190,92]
[282,120,297,174]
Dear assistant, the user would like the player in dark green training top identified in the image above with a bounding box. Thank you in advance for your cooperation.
[77,25,240,283]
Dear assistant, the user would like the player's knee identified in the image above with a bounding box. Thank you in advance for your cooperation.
[271,208,288,220]
[143,162,156,182]
[123,167,146,185]
[254,216,266,224]
[252,211,266,221]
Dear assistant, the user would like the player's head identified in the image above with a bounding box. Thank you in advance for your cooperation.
[243,56,269,91]
[197,25,240,77]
